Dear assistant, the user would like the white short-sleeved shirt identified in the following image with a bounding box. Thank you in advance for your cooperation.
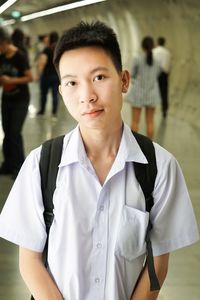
[0,124,199,300]
[153,46,171,73]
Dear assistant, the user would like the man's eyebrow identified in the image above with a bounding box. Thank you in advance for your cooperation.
[90,67,109,74]
[61,74,77,80]
[60,67,109,80]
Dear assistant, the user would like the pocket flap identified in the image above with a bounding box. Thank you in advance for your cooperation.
[115,206,149,261]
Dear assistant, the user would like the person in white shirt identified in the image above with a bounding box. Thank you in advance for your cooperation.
[0,21,199,300]
[153,37,171,118]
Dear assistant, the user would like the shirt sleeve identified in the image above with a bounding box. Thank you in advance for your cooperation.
[150,143,199,256]
[0,147,47,252]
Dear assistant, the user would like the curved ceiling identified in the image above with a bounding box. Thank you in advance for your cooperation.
[0,0,200,127]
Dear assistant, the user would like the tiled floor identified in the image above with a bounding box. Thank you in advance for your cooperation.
[0,82,200,299]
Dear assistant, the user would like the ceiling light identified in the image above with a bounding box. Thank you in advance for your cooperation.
[21,0,107,22]
[11,10,21,18]
[0,0,18,14]
[1,19,16,26]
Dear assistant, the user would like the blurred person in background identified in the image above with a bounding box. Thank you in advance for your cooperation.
[0,27,33,179]
[34,34,49,62]
[11,28,29,63]
[127,36,161,139]
[36,31,60,119]
[153,37,171,118]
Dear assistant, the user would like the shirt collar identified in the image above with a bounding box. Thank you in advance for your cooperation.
[116,123,148,164]
[59,123,148,167]
[59,125,87,167]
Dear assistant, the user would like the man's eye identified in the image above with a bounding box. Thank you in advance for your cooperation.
[66,81,76,86]
[94,75,105,81]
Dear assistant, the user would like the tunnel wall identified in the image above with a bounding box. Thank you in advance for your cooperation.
[13,0,200,127]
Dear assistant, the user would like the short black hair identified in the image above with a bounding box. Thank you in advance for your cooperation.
[11,28,25,44]
[53,21,122,75]
[0,27,11,44]
[157,37,166,46]
[49,31,59,45]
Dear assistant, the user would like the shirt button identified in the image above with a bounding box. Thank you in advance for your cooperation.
[99,205,104,211]
[96,243,102,249]
[95,277,100,283]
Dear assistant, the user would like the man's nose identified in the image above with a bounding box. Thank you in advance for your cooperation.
[80,83,98,103]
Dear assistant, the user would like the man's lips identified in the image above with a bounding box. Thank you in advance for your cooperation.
[82,109,104,116]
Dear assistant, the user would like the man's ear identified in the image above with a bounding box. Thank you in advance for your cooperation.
[121,70,130,93]
[58,85,62,96]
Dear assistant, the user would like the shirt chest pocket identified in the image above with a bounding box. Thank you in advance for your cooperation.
[115,206,149,261]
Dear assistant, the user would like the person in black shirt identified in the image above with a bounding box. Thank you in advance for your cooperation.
[36,31,59,118]
[0,27,33,179]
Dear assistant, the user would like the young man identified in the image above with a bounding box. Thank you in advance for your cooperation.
[0,21,199,300]
[0,27,33,179]
[153,37,171,118]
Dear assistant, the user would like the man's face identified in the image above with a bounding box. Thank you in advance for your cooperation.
[59,46,130,131]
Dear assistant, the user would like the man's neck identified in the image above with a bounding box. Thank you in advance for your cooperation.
[80,122,123,160]
[79,123,123,185]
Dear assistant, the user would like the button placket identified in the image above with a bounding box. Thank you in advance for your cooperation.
[99,205,104,212]
[94,277,100,284]
[96,242,102,249]
[90,189,109,298]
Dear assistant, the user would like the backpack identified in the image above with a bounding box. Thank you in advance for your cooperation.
[37,131,160,297]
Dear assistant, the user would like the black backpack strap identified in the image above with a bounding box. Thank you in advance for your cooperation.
[39,135,64,263]
[31,136,64,300]
[132,131,160,291]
